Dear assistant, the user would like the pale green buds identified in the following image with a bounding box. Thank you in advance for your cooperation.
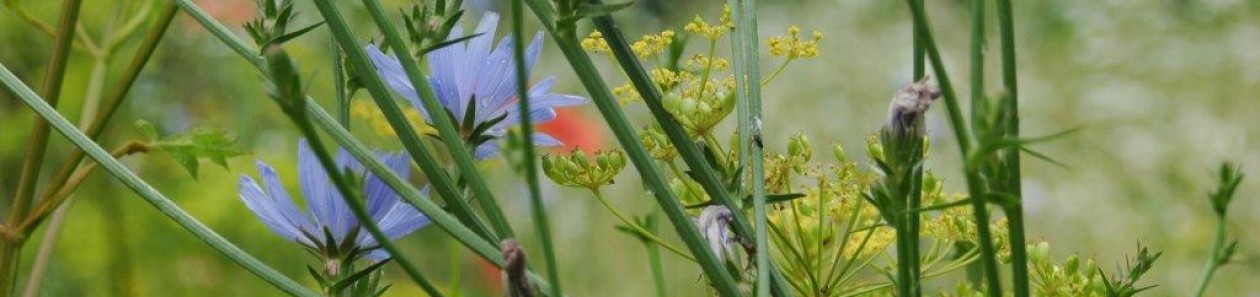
[787,132,812,173]
[832,143,847,164]
[542,149,627,190]
[663,90,737,135]
[788,132,812,162]
[865,134,884,162]
[264,46,306,119]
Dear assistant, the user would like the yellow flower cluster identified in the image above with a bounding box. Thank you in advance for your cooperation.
[767,25,823,59]
[351,100,435,136]
[580,31,610,53]
[685,54,730,72]
[683,6,733,40]
[631,30,675,58]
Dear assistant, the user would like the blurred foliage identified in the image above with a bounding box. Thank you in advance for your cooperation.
[0,0,1257,296]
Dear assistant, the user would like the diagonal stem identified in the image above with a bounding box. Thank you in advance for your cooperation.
[511,0,563,295]
[2,0,84,293]
[0,60,319,297]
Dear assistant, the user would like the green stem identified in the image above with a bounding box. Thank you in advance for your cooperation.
[728,0,770,295]
[522,1,742,294]
[511,0,563,295]
[994,0,1029,295]
[0,60,319,297]
[903,0,1004,295]
[590,190,695,262]
[1192,217,1227,297]
[2,0,83,293]
[911,0,924,79]
[643,212,668,297]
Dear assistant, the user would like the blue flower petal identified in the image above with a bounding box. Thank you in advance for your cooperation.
[239,175,307,244]
[474,141,501,159]
[532,133,563,147]
[298,139,354,243]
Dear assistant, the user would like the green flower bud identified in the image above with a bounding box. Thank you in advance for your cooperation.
[865,134,884,162]
[788,132,812,162]
[832,143,847,163]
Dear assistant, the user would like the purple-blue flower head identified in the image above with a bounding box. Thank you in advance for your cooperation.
[238,139,430,261]
[365,12,588,159]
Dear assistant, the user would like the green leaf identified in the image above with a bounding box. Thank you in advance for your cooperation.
[150,127,247,179]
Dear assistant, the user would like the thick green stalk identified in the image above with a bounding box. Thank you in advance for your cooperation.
[586,4,795,296]
[31,2,180,228]
[729,0,770,295]
[511,0,563,295]
[903,0,1003,295]
[521,1,742,295]
[2,0,83,294]
[995,0,1030,295]
[969,0,985,133]
[0,61,318,297]
[349,0,516,240]
[305,104,563,296]
[308,0,500,241]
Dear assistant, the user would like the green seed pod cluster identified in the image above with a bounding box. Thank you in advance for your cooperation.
[542,149,628,191]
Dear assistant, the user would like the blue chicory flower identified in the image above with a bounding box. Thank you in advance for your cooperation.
[238,139,430,261]
[365,12,588,159]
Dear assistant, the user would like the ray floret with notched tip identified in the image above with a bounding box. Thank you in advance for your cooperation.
[365,12,588,159]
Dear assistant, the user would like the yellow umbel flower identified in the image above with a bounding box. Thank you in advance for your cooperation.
[351,100,435,137]
[684,7,733,40]
[631,30,675,58]
[685,54,730,72]
[767,25,823,59]
[580,31,611,53]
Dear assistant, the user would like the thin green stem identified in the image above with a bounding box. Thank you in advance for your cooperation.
[903,0,1003,295]
[347,0,517,240]
[995,0,1029,295]
[522,1,742,294]
[0,60,318,297]
[1193,217,1227,297]
[2,0,83,293]
[911,0,924,79]
[590,190,696,262]
[643,211,668,297]
[511,0,563,295]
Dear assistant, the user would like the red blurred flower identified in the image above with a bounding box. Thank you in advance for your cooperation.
[536,107,607,153]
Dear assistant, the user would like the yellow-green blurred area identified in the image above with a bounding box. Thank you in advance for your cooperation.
[1,0,1258,296]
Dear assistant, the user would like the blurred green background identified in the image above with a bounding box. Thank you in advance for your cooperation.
[1,0,1257,296]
